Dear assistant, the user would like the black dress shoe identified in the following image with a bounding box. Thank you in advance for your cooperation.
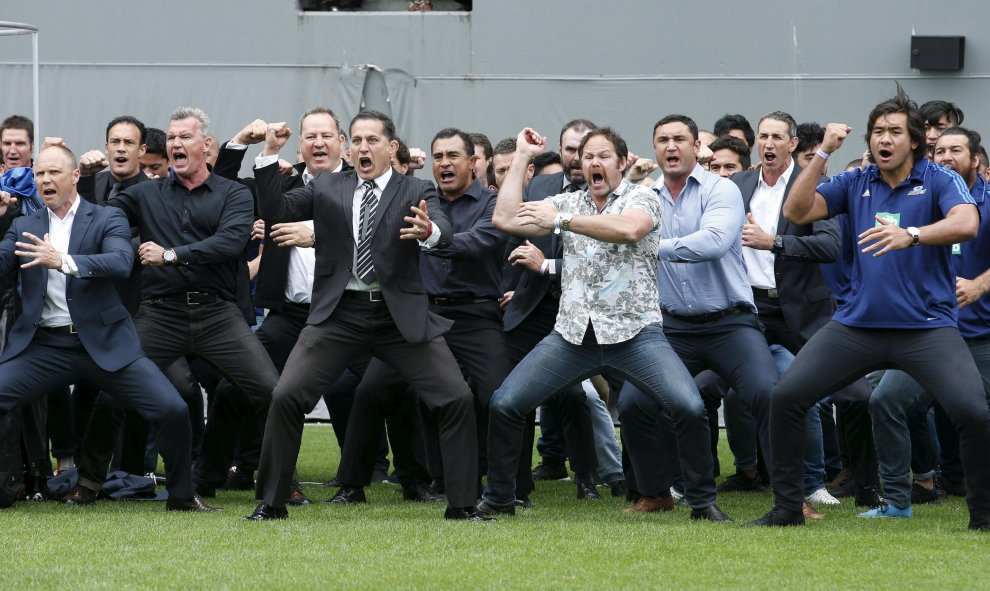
[717,470,765,493]
[166,494,223,512]
[244,502,288,521]
[195,483,217,499]
[576,477,602,501]
[609,479,629,498]
[514,496,532,508]
[320,477,342,488]
[743,506,806,527]
[445,506,496,522]
[690,504,733,522]
[476,498,515,516]
[222,467,255,491]
[403,482,445,502]
[326,486,367,504]
[854,486,883,508]
[969,519,990,531]
[532,461,569,481]
[63,485,97,506]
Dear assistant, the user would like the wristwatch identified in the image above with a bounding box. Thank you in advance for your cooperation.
[559,212,574,232]
[906,227,920,247]
[163,248,177,263]
[772,234,784,253]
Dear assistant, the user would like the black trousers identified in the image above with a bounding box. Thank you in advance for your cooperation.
[0,331,195,499]
[338,300,511,490]
[770,322,990,521]
[256,296,478,508]
[619,312,777,497]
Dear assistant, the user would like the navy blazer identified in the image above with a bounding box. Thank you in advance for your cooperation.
[255,163,454,343]
[0,197,141,371]
[731,164,839,345]
[501,171,566,332]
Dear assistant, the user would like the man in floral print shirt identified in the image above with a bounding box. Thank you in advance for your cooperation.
[477,126,729,522]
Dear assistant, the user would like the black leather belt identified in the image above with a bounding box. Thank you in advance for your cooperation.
[151,292,218,305]
[41,324,77,334]
[429,296,495,306]
[664,307,745,324]
[752,287,779,300]
[342,290,384,302]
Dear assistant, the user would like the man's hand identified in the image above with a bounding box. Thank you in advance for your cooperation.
[400,200,432,240]
[742,213,775,250]
[248,253,262,280]
[78,150,109,176]
[262,122,292,157]
[138,241,168,266]
[516,128,547,159]
[41,137,67,151]
[271,222,315,248]
[408,148,427,170]
[0,191,17,217]
[233,119,268,146]
[821,123,852,155]
[15,232,63,269]
[697,144,714,165]
[516,201,558,230]
[508,240,546,273]
[278,159,295,175]
[858,216,913,256]
[251,219,265,241]
[625,153,658,182]
[957,276,989,308]
[499,290,514,311]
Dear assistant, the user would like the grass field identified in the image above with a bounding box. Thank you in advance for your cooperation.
[2,424,989,590]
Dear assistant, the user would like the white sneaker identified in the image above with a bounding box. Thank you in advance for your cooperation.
[806,487,841,505]
[670,487,684,503]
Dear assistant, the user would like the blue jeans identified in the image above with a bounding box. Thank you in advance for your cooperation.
[484,325,716,508]
[870,338,990,508]
[585,390,623,483]
[723,345,826,493]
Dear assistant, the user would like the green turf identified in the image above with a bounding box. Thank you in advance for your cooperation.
[2,425,988,590]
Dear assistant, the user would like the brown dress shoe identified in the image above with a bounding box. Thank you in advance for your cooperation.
[287,488,311,506]
[802,501,824,520]
[623,495,675,513]
[166,494,223,513]
[63,485,97,506]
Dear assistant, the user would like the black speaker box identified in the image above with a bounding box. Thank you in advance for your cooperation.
[911,36,965,71]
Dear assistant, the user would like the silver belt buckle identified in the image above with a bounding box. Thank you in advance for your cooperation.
[767,288,778,299]
[186,292,200,306]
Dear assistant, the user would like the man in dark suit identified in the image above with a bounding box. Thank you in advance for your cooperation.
[0,145,216,512]
[735,111,876,507]
[501,120,601,500]
[249,110,486,521]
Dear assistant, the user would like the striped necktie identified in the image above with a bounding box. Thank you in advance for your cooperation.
[355,180,379,284]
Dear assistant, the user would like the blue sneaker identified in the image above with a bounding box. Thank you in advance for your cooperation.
[858,501,912,518]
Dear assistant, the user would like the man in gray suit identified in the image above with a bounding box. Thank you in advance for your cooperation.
[249,111,487,522]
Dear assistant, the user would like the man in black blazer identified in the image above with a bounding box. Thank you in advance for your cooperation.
[0,145,215,512]
[249,111,486,521]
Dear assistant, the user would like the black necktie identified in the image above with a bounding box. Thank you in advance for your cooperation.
[565,183,581,193]
[355,181,379,284]
[107,181,122,202]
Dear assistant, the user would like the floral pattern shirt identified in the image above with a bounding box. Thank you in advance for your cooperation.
[545,179,663,345]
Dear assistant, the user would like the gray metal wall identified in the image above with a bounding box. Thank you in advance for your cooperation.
[2,0,988,175]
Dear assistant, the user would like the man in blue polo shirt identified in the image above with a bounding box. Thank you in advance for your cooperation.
[746,87,990,530]
[863,126,990,518]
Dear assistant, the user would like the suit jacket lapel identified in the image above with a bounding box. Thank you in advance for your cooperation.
[371,173,400,239]
[67,199,94,255]
[741,171,759,213]
[335,172,356,242]
[776,163,803,233]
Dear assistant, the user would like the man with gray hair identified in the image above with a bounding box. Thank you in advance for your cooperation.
[67,107,280,505]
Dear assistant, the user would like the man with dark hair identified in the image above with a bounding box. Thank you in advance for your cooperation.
[794,122,826,171]
[618,114,777,515]
[140,128,169,179]
[532,152,563,177]
[0,144,213,513]
[480,126,729,522]
[714,113,755,149]
[470,132,493,184]
[748,87,990,530]
[732,111,843,508]
[250,110,486,522]
[863,126,990,519]
[331,126,508,504]
[708,136,751,178]
[920,100,964,158]
[492,138,535,189]
[1,115,34,169]
[500,118,602,500]
[77,116,148,205]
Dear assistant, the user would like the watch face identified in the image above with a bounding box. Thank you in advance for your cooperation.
[164,250,175,262]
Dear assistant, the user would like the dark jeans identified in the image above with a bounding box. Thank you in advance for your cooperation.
[771,322,990,522]
[0,330,195,499]
[484,324,716,508]
[256,296,477,508]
